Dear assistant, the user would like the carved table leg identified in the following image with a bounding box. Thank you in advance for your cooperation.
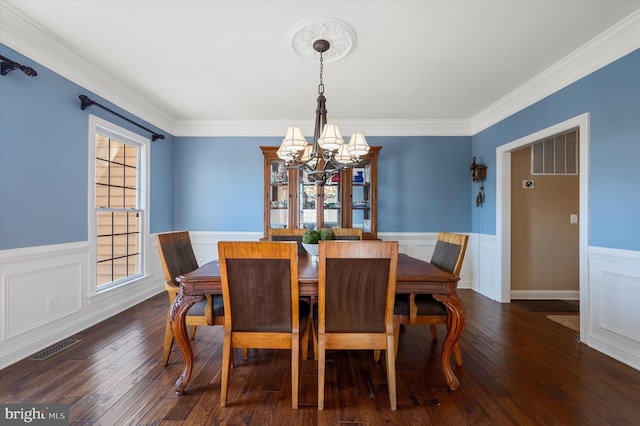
[433,284,466,391]
[170,288,203,395]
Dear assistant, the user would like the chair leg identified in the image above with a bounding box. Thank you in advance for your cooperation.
[161,315,174,366]
[301,319,310,360]
[242,348,248,360]
[317,335,326,410]
[312,321,318,361]
[393,316,401,358]
[386,333,397,411]
[189,325,197,340]
[291,337,300,409]
[220,334,232,408]
[430,324,438,340]
[373,349,381,361]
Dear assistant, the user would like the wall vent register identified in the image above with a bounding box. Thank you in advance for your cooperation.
[531,128,578,175]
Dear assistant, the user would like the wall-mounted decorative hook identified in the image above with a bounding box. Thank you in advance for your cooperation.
[0,55,38,77]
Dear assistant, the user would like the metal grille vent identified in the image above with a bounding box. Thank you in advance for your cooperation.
[29,339,81,361]
[531,128,578,175]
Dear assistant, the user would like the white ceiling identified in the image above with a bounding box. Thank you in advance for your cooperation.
[1,1,639,136]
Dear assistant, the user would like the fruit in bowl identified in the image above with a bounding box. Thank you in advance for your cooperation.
[302,229,336,260]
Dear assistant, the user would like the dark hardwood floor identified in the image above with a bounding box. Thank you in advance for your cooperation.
[2,290,639,425]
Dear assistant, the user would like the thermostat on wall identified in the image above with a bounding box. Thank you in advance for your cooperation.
[522,180,534,188]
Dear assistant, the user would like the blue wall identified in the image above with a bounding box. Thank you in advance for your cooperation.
[2,43,638,251]
[172,135,472,233]
[173,137,278,231]
[472,49,640,250]
[371,136,471,232]
[0,45,175,250]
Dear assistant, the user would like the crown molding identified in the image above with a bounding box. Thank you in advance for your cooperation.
[0,2,176,135]
[173,118,472,137]
[470,8,640,135]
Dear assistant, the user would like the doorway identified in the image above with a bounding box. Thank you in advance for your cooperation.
[495,113,589,342]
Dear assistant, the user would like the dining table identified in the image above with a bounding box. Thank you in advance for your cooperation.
[170,252,466,395]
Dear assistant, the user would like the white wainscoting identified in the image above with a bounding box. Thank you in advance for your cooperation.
[3,233,637,372]
[587,246,640,371]
[0,236,164,369]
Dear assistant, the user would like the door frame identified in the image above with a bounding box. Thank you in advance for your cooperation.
[495,112,589,342]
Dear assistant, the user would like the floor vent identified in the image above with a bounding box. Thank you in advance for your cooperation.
[30,339,81,361]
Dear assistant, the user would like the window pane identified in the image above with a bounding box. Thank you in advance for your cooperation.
[96,135,110,160]
[124,188,136,209]
[111,140,125,164]
[97,260,112,286]
[96,184,109,208]
[96,158,109,185]
[113,257,128,281]
[124,144,138,167]
[113,234,127,258]
[124,165,137,190]
[97,212,112,236]
[97,235,112,262]
[128,232,139,254]
[110,186,124,209]
[110,162,125,188]
[112,212,128,235]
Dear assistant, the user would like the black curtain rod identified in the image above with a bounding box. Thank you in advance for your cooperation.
[0,54,38,77]
[79,94,165,141]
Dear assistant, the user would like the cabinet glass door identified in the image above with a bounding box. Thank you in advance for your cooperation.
[269,160,289,229]
[323,174,342,229]
[351,162,371,233]
[298,169,343,230]
[299,169,317,229]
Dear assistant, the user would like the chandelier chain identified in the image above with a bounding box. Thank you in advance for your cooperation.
[318,51,324,95]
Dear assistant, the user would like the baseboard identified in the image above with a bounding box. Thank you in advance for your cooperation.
[510,290,580,300]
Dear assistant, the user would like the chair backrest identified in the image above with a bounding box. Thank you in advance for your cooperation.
[332,228,363,240]
[318,240,398,333]
[430,232,469,275]
[218,241,299,332]
[269,228,309,254]
[156,231,199,285]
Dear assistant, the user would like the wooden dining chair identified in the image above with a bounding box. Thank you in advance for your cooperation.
[217,241,310,409]
[331,227,363,240]
[316,240,399,410]
[394,232,469,366]
[156,231,223,366]
[269,228,308,254]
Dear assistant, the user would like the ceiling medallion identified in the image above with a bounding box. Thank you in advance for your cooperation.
[288,17,356,63]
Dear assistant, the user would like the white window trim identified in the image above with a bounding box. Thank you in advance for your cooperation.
[87,114,150,297]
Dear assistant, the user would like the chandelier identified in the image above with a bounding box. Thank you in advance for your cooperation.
[277,38,370,186]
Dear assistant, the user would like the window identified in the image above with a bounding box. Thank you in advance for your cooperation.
[89,115,149,293]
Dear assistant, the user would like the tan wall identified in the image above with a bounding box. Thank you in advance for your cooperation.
[511,147,579,291]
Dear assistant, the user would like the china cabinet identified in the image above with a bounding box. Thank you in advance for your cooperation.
[261,146,380,239]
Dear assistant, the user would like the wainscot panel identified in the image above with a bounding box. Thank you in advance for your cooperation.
[588,246,640,371]
[0,236,164,369]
